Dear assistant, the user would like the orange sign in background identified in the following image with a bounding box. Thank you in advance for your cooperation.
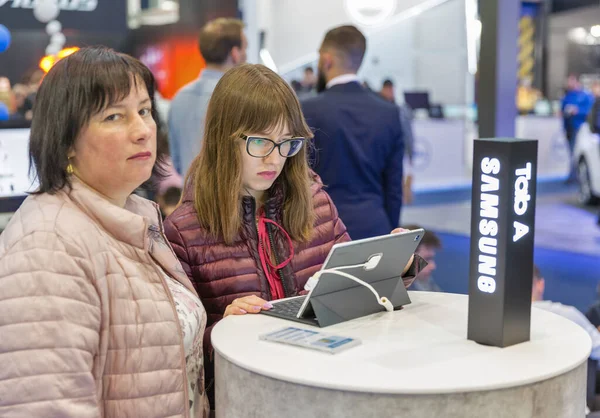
[36,34,205,100]
[138,34,205,99]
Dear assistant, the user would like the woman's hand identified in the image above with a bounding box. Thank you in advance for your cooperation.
[224,295,273,317]
[391,228,416,276]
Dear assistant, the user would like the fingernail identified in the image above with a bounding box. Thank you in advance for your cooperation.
[253,306,261,311]
[263,302,273,309]
[240,309,247,314]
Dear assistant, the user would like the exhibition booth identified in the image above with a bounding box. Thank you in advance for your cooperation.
[0,1,593,417]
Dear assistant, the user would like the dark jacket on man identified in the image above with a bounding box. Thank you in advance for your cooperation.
[301,81,405,240]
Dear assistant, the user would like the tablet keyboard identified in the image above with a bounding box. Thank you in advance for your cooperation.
[275,295,307,314]
[260,296,319,326]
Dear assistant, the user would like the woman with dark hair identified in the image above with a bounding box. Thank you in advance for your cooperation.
[0,47,209,417]
[164,63,426,406]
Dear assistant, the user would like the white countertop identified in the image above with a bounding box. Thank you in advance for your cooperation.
[211,292,592,394]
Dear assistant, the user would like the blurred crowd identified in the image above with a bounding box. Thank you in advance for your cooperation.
[0,69,44,121]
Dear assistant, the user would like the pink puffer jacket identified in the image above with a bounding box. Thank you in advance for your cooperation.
[0,178,203,418]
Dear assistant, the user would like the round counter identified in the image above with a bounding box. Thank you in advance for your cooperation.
[212,291,591,417]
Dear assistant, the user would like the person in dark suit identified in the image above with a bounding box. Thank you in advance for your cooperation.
[301,25,404,240]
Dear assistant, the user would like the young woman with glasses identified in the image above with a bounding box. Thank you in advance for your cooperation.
[164,64,424,408]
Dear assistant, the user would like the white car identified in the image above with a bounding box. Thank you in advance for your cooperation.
[574,123,600,205]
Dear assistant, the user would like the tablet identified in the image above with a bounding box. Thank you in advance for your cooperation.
[296,228,425,321]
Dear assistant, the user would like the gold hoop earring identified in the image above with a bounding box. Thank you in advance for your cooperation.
[66,159,74,175]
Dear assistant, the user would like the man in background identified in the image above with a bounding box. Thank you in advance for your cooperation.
[168,18,247,176]
[403,225,442,292]
[301,25,405,240]
[562,74,593,183]
[301,66,316,91]
[380,79,395,103]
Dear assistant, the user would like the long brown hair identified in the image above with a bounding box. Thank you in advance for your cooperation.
[186,64,315,245]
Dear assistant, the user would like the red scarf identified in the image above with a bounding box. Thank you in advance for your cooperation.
[256,210,294,300]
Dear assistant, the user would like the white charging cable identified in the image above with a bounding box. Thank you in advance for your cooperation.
[310,264,394,312]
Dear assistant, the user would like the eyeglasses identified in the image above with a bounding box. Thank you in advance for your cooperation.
[241,135,305,158]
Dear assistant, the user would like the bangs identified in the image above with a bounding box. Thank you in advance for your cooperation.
[68,49,155,124]
[90,70,150,115]
[232,74,313,139]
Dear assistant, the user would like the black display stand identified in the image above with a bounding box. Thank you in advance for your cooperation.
[467,138,538,347]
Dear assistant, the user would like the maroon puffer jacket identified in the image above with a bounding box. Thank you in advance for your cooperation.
[164,176,350,344]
